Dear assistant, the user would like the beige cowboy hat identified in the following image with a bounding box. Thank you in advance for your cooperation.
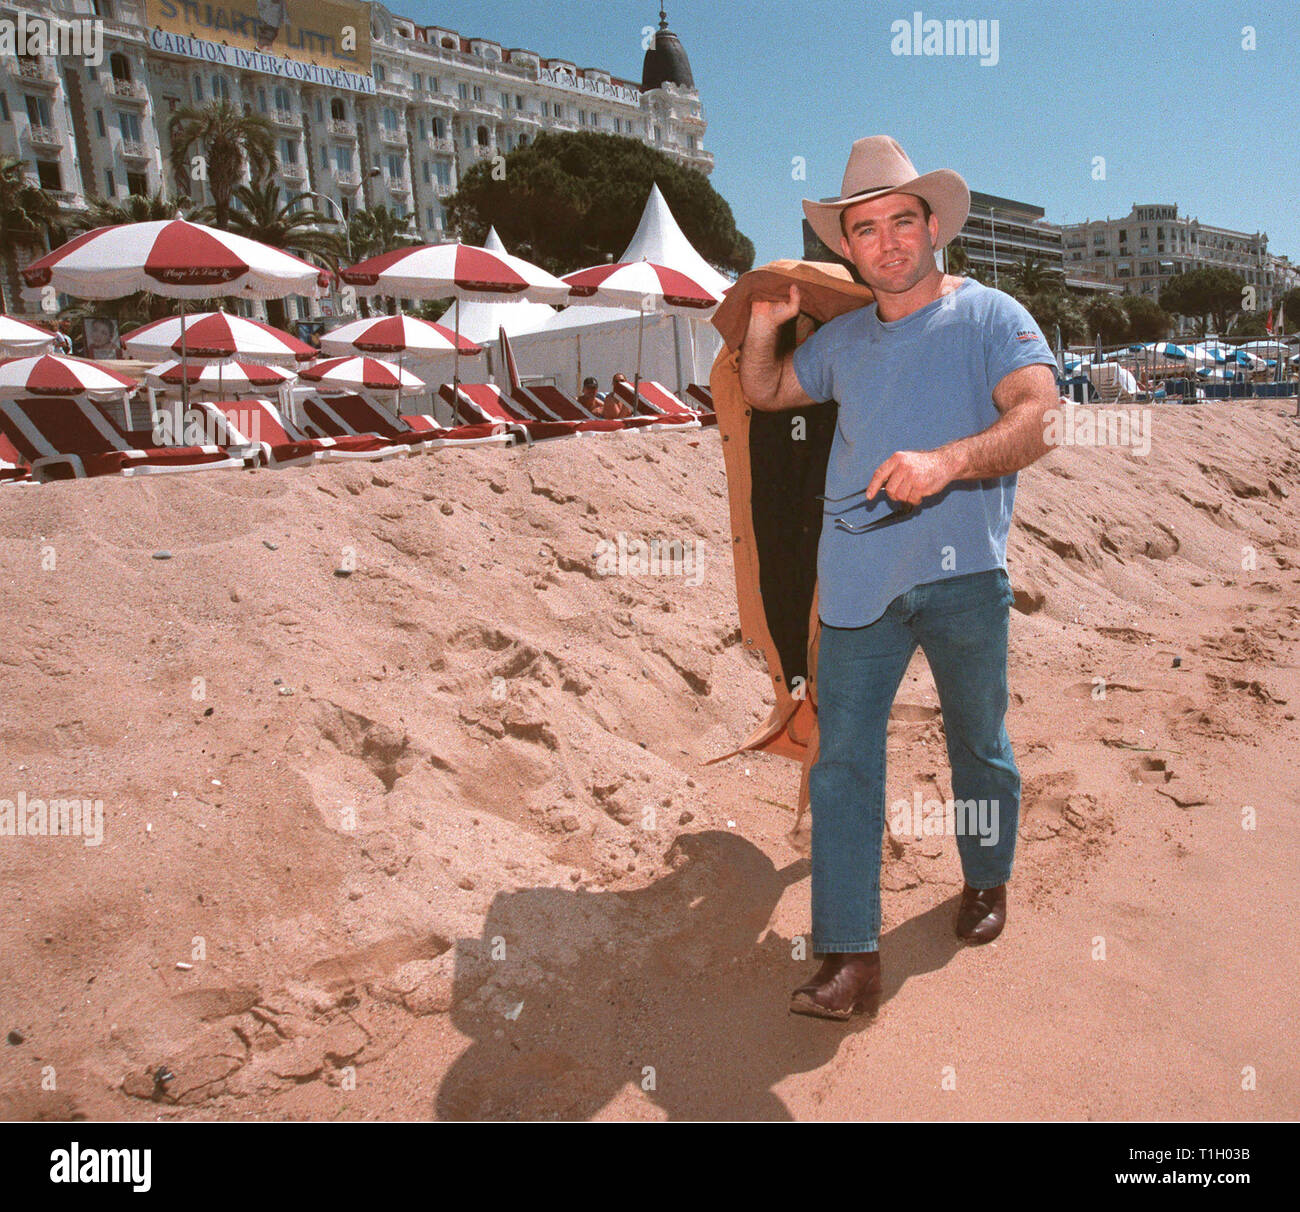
[802,135,970,254]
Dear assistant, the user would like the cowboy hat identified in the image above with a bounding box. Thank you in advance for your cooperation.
[802,136,970,254]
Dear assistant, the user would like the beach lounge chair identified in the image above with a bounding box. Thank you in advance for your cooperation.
[1,433,32,484]
[306,391,512,453]
[0,395,248,482]
[685,384,718,425]
[298,392,425,459]
[437,383,585,444]
[514,383,675,433]
[612,380,703,431]
[192,398,408,468]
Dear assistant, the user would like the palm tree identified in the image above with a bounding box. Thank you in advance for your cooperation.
[0,155,59,313]
[218,181,346,327]
[1008,253,1064,299]
[167,102,276,229]
[345,204,419,316]
[66,189,193,232]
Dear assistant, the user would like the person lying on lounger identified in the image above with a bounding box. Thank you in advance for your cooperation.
[592,374,634,419]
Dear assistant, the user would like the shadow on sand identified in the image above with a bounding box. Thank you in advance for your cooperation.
[435,830,964,1119]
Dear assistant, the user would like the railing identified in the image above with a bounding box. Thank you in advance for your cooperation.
[327,118,356,137]
[280,162,306,180]
[27,125,62,147]
[378,125,407,145]
[335,170,360,188]
[17,59,58,86]
[272,108,300,127]
[384,174,410,194]
[107,78,149,101]
[122,140,151,160]
[427,137,455,154]
[47,190,82,206]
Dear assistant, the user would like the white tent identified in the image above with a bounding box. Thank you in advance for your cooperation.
[617,182,735,299]
[436,227,559,342]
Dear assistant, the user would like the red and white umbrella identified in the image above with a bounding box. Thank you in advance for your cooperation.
[562,259,721,394]
[341,241,570,392]
[320,313,482,357]
[0,315,56,356]
[123,312,315,364]
[0,354,137,398]
[300,356,425,393]
[21,219,329,301]
[145,358,297,391]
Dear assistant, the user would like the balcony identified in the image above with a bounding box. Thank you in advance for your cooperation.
[27,125,62,148]
[46,189,83,207]
[107,77,149,104]
[16,59,59,89]
[427,137,456,155]
[378,125,408,146]
[384,174,410,195]
[280,162,306,180]
[464,99,501,119]
[122,140,151,161]
[327,118,356,138]
[377,79,412,99]
[470,144,498,160]
[272,108,300,129]
[334,170,360,189]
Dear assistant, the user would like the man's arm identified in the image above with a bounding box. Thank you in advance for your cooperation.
[865,363,1060,506]
[738,284,818,412]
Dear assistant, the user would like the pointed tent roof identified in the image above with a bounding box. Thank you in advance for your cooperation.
[618,184,733,298]
[438,226,559,340]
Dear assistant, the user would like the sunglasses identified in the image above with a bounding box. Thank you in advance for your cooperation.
[816,489,918,535]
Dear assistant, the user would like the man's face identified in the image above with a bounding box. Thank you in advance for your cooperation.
[839,193,940,295]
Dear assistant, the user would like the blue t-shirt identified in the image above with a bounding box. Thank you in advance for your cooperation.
[791,278,1055,627]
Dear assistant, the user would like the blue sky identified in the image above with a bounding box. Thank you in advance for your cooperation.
[397,0,1300,268]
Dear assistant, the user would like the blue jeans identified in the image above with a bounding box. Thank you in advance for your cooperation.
[809,568,1020,953]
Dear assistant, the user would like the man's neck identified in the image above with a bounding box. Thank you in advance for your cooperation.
[873,270,964,323]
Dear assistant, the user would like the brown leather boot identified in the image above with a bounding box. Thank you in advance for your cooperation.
[789,952,881,1021]
[955,883,1006,944]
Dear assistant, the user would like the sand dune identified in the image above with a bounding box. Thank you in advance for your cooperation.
[0,401,1297,1120]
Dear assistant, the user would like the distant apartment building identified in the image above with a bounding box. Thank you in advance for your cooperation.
[1060,204,1299,318]
[0,0,711,308]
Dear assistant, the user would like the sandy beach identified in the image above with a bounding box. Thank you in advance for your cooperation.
[0,399,1297,1121]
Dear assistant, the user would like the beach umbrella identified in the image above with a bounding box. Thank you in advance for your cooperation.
[0,315,56,356]
[0,353,137,398]
[123,311,315,364]
[340,241,570,398]
[22,220,327,410]
[561,259,720,398]
[319,313,482,357]
[146,358,296,392]
[300,356,425,394]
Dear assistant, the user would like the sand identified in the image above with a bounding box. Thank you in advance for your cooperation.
[0,400,1297,1121]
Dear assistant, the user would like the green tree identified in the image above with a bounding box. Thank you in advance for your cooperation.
[344,204,419,317]
[168,101,276,230]
[444,131,753,277]
[0,154,59,313]
[1159,267,1245,335]
[1277,285,1300,328]
[1121,294,1171,343]
[66,189,193,232]
[1083,295,1129,345]
[944,243,970,275]
[1227,310,1271,340]
[217,181,345,328]
[1023,290,1085,344]
[1007,253,1064,299]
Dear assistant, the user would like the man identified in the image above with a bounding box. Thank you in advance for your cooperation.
[739,136,1059,1021]
[577,376,606,414]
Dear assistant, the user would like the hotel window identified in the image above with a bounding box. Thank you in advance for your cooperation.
[194,77,204,101]
[434,161,451,186]
[334,145,353,172]
[517,134,528,147]
[462,128,472,148]
[476,125,489,146]
[433,116,445,138]
[95,109,106,137]
[330,98,346,120]
[127,170,147,195]
[37,160,62,190]
[418,118,426,139]
[426,206,434,228]
[613,117,620,133]
[515,95,523,109]
[118,111,142,141]
[386,152,404,179]
[374,64,386,83]
[579,109,586,125]
[105,169,115,194]
[212,75,229,101]
[430,76,440,92]
[382,106,398,131]
[413,73,423,91]
[257,87,267,112]
[653,124,661,141]
[275,87,290,111]
[472,85,483,102]
[500,91,510,109]
[458,82,469,100]
[540,100,549,116]
[315,98,324,121]
[279,137,297,164]
[422,161,430,183]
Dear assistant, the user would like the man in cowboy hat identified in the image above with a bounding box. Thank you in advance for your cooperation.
[738,136,1059,1021]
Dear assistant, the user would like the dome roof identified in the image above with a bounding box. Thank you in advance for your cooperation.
[641,7,695,91]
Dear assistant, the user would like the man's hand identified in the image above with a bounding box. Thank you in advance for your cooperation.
[748,284,802,336]
[865,449,959,507]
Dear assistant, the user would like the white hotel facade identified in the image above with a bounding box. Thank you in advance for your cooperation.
[1,0,711,277]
